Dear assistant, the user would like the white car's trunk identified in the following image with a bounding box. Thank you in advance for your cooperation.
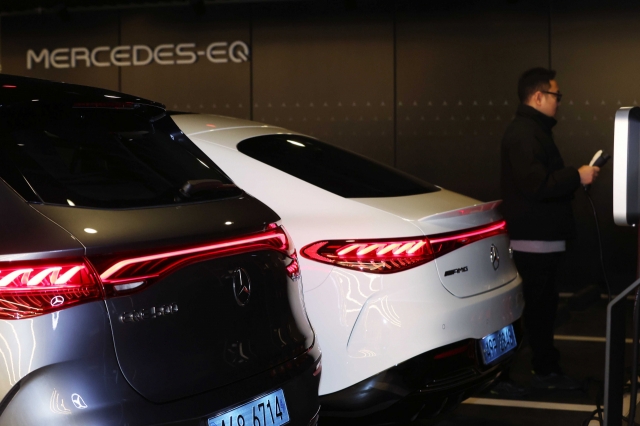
[352,192,518,297]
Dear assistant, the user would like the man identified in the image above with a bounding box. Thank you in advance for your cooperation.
[500,67,599,390]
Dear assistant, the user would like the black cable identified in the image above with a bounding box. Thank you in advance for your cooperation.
[584,187,613,302]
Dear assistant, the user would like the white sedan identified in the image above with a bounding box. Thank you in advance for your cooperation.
[171,113,524,422]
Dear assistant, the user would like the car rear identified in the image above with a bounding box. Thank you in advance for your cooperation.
[173,115,523,422]
[0,77,320,426]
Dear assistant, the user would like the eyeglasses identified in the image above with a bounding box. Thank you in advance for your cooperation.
[541,91,563,102]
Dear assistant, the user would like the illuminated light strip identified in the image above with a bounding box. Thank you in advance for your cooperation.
[429,220,507,244]
[27,267,61,286]
[56,266,84,284]
[376,243,401,255]
[356,244,381,256]
[337,244,361,256]
[0,270,33,287]
[407,241,426,254]
[434,344,469,359]
[101,231,287,281]
[393,242,416,255]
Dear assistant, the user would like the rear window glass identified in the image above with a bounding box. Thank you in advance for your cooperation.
[0,101,240,208]
[237,135,440,198]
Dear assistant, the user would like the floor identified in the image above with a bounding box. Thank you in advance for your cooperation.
[414,296,636,426]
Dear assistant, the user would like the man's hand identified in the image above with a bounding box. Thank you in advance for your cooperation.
[578,165,600,185]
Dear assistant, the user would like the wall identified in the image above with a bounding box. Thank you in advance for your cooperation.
[1,0,636,293]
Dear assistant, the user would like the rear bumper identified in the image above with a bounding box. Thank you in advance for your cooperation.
[0,343,321,426]
[306,264,524,396]
[320,319,522,422]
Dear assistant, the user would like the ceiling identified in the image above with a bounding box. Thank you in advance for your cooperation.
[0,0,306,15]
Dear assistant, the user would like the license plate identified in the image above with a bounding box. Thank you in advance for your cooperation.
[208,388,290,426]
[480,324,517,365]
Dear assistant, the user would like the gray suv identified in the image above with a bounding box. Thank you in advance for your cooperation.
[0,75,320,425]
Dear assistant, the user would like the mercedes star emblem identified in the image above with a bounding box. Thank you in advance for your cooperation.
[490,244,500,271]
[232,268,252,307]
[50,295,65,307]
[71,393,88,409]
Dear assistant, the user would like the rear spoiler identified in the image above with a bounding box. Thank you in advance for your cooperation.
[418,200,502,223]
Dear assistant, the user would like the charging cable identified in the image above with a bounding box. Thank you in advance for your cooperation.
[583,150,613,302]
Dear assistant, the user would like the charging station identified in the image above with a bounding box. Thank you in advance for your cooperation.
[613,106,640,227]
[606,106,640,425]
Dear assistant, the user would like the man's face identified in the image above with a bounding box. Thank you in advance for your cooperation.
[538,79,560,117]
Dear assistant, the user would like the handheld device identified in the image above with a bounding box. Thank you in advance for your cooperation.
[584,150,611,192]
[589,150,612,168]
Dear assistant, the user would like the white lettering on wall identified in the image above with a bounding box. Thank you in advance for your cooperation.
[153,44,175,65]
[50,48,70,68]
[132,45,153,66]
[110,46,132,67]
[91,46,111,67]
[176,43,197,65]
[229,41,249,63]
[27,49,49,69]
[71,47,90,68]
[25,41,250,70]
[206,42,228,63]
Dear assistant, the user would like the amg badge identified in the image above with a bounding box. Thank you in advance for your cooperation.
[444,266,469,277]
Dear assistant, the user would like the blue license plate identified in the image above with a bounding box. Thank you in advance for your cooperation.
[208,388,290,426]
[480,324,517,364]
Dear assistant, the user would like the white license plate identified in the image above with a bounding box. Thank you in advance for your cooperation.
[208,388,290,426]
[480,324,517,364]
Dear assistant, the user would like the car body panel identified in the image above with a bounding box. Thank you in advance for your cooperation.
[351,191,480,224]
[32,196,278,256]
[168,113,275,135]
[106,249,313,403]
[0,180,84,261]
[303,262,522,394]
[434,234,518,297]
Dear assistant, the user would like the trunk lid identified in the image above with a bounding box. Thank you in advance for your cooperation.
[352,191,518,297]
[34,197,315,403]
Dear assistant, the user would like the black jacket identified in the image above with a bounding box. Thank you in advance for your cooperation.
[500,104,581,240]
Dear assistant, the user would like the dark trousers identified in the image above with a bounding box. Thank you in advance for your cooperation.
[513,250,564,376]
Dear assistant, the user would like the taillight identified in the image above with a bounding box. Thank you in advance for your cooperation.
[300,220,507,274]
[95,224,298,295]
[0,225,298,319]
[0,259,102,320]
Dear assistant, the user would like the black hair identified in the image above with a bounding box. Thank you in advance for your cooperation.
[518,67,556,103]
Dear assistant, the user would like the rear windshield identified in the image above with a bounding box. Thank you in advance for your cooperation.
[237,135,440,198]
[0,101,240,208]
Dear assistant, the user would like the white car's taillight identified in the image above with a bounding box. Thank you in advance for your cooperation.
[300,220,507,274]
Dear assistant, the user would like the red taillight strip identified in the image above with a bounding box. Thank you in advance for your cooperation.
[300,220,508,274]
[101,229,287,281]
[433,342,472,360]
[0,226,298,320]
[429,220,507,244]
[0,265,87,288]
[0,260,101,320]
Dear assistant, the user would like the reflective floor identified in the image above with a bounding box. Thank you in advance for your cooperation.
[321,294,636,425]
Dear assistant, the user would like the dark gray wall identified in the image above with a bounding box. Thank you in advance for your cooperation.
[2,0,637,293]
[120,7,251,119]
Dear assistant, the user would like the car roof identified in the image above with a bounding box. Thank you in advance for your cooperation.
[169,112,291,149]
[0,74,163,109]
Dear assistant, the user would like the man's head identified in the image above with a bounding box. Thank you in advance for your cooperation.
[518,67,561,117]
